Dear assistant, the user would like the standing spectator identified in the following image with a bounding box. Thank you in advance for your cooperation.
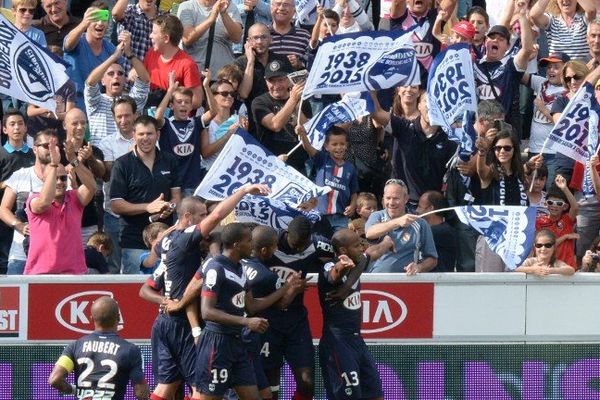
[48,296,150,399]
[467,6,490,60]
[36,0,81,48]
[586,19,600,69]
[177,0,243,73]
[85,31,150,146]
[530,0,596,62]
[144,14,203,109]
[0,130,57,275]
[12,0,47,45]
[97,96,137,273]
[24,140,96,275]
[333,0,374,33]
[63,1,119,111]
[251,59,311,173]
[365,179,438,274]
[416,190,458,272]
[110,116,181,274]
[112,0,165,74]
[0,110,34,274]
[269,0,311,69]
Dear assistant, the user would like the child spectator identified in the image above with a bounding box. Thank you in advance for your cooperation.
[297,125,358,232]
[355,192,377,223]
[140,222,169,274]
[467,6,490,60]
[310,7,339,50]
[526,163,549,217]
[85,232,113,274]
[535,175,579,268]
[12,0,46,46]
[516,229,575,276]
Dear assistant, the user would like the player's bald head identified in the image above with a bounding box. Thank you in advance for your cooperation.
[252,225,278,251]
[91,296,120,330]
[331,229,358,253]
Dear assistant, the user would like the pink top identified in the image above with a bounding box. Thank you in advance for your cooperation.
[24,190,86,275]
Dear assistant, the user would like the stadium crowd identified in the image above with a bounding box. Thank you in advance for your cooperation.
[0,0,600,398]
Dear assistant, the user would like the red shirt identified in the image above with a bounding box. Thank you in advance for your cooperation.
[536,213,576,268]
[144,48,201,91]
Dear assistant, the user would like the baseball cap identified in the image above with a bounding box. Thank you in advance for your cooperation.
[264,58,293,79]
[539,52,570,67]
[452,20,476,40]
[486,25,510,41]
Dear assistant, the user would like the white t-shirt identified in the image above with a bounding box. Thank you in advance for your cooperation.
[528,75,565,154]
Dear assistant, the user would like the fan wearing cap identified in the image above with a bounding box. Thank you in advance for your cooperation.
[251,58,312,174]
[521,52,569,186]
[473,3,534,119]
[432,16,475,50]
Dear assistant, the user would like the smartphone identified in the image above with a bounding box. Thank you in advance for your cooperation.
[494,119,511,132]
[288,69,309,85]
[92,9,110,21]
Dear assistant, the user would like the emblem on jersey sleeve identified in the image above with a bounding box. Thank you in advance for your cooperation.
[205,269,218,289]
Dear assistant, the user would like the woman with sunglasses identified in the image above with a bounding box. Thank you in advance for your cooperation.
[550,60,590,122]
[516,229,575,276]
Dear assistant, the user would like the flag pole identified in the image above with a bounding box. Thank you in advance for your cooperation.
[417,207,457,218]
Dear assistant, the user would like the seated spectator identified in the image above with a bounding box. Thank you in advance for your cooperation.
[177,0,243,73]
[112,0,166,75]
[85,232,113,274]
[365,179,437,274]
[269,0,311,69]
[581,236,600,272]
[516,229,575,276]
[85,30,150,146]
[144,14,203,109]
[24,141,96,275]
[297,125,359,232]
[139,221,169,274]
[36,0,81,48]
[63,1,120,111]
[355,192,378,226]
[536,175,579,268]
[416,190,457,272]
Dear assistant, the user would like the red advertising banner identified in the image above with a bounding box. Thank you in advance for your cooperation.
[305,282,434,340]
[28,283,158,340]
[0,286,20,338]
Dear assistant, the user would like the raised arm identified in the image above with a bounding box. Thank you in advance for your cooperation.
[64,9,95,51]
[29,142,60,214]
[111,0,129,22]
[529,0,551,29]
[555,174,579,220]
[296,124,318,158]
[181,1,219,47]
[155,71,179,128]
[86,43,124,87]
[261,83,304,132]
[72,146,98,206]
[514,6,535,71]
[365,214,418,240]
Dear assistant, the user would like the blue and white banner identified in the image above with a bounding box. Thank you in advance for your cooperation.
[0,14,70,113]
[235,194,320,231]
[427,43,477,128]
[303,92,373,149]
[547,82,598,163]
[195,129,331,227]
[444,111,477,160]
[455,206,536,270]
[303,29,421,99]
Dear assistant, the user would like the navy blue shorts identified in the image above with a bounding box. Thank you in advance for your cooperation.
[151,314,196,385]
[261,315,314,371]
[319,333,383,400]
[242,329,269,391]
[195,330,256,395]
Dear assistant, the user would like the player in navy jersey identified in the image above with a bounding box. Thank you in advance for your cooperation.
[193,223,270,400]
[262,216,335,400]
[318,229,383,400]
[48,296,150,400]
[140,184,271,400]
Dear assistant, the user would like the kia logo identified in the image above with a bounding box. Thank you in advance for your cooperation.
[55,291,123,334]
[360,290,407,334]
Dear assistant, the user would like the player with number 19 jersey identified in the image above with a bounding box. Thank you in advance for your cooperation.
[56,331,145,400]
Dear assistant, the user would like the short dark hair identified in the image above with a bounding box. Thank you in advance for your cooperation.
[153,15,183,46]
[217,64,244,84]
[323,9,340,23]
[33,129,58,144]
[423,190,448,211]
[2,108,25,127]
[90,0,109,10]
[221,223,251,249]
[467,6,489,25]
[324,126,348,143]
[111,95,137,115]
[134,115,159,131]
[287,216,312,247]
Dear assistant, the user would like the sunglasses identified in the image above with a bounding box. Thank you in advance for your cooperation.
[56,175,68,182]
[534,242,555,248]
[494,145,513,152]
[36,142,51,149]
[565,75,583,82]
[546,200,565,207]
[17,7,35,14]
[213,91,235,97]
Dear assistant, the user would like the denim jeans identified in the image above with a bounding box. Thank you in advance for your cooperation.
[7,259,25,275]
[120,248,146,274]
[103,213,122,274]
[325,214,350,233]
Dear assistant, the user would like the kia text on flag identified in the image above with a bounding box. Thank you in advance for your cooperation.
[455,206,536,270]
[303,92,374,150]
[547,82,597,163]
[0,14,70,113]
[427,43,477,128]
[303,29,422,99]
[195,129,330,227]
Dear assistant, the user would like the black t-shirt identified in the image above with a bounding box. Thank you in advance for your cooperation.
[251,93,312,173]
[0,145,35,222]
[430,222,458,272]
[109,148,181,249]
[84,246,109,274]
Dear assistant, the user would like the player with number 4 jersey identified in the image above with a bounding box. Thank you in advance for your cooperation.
[48,296,150,400]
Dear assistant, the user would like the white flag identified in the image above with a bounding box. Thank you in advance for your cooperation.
[0,14,70,113]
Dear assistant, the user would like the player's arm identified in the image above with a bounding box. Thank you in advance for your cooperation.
[202,292,269,332]
[245,272,306,315]
[325,256,367,304]
[139,280,166,305]
[48,358,76,395]
[134,382,150,400]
